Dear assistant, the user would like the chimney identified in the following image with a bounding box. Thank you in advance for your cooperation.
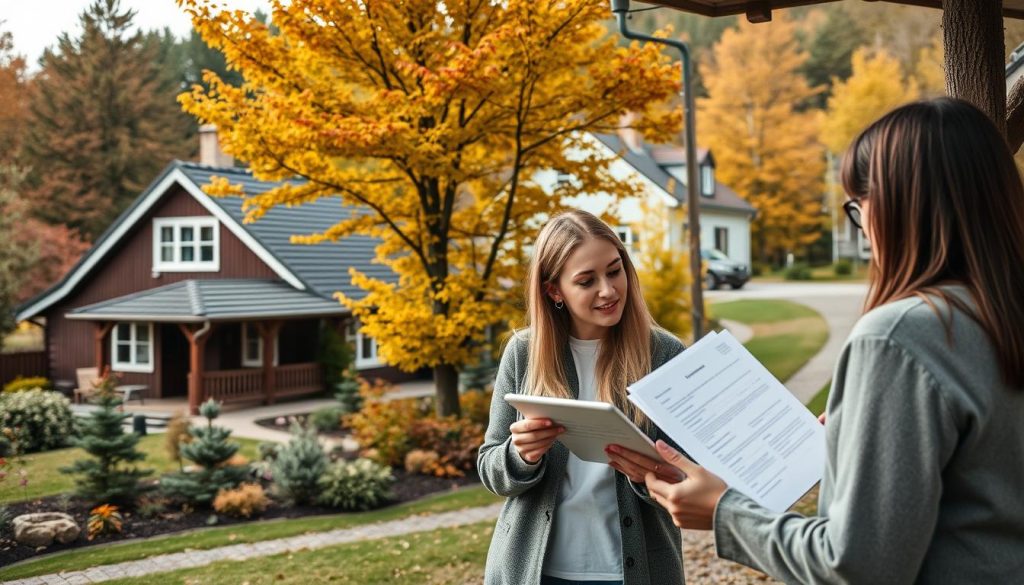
[198,124,235,167]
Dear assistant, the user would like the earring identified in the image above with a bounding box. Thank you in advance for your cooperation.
[555,300,564,309]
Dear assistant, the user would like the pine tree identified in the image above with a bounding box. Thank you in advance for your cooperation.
[21,0,192,241]
[59,373,152,505]
[160,399,247,506]
[0,165,39,345]
[271,423,327,505]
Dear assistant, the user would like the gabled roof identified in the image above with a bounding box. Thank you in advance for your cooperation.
[590,133,756,217]
[16,161,389,322]
[66,279,348,322]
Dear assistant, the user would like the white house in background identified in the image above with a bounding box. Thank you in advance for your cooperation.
[538,131,756,267]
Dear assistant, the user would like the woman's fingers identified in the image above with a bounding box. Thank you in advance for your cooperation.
[606,445,684,482]
[510,426,564,448]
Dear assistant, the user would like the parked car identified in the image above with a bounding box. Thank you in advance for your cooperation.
[701,248,750,290]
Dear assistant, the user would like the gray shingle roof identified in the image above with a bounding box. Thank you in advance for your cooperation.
[591,133,756,216]
[67,279,348,322]
[177,162,393,301]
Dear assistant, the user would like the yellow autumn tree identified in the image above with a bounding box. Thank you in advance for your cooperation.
[178,0,681,416]
[915,34,946,98]
[698,13,825,266]
[633,201,692,342]
[821,48,920,155]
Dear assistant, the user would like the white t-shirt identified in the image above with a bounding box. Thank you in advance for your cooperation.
[542,336,623,581]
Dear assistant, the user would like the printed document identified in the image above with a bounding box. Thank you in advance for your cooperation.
[628,331,825,512]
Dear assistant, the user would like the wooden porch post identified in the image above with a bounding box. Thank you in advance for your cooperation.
[179,323,216,415]
[258,321,282,405]
[94,322,114,372]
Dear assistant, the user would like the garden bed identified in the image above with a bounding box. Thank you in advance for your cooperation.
[0,469,479,567]
[253,413,352,441]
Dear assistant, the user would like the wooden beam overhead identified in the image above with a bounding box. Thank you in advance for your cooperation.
[637,0,1024,20]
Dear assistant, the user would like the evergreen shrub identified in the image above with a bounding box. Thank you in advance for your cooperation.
[160,399,248,506]
[317,458,394,511]
[271,423,328,505]
[2,376,52,394]
[0,389,74,453]
[213,483,269,518]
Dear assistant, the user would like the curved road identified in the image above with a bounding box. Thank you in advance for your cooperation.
[706,281,869,404]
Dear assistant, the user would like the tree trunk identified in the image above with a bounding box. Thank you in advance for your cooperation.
[433,362,461,418]
[942,0,1006,136]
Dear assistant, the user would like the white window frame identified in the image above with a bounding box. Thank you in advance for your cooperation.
[714,226,729,257]
[348,321,383,369]
[241,322,279,367]
[614,226,636,253]
[111,322,154,373]
[701,165,715,197]
[152,217,220,272]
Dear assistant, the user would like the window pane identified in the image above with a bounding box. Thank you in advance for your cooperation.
[161,245,174,262]
[117,345,131,363]
[200,245,214,262]
[181,246,195,262]
[160,226,174,242]
[136,325,149,342]
[116,323,131,341]
[136,344,150,364]
[181,227,194,242]
[200,226,214,241]
[361,336,373,360]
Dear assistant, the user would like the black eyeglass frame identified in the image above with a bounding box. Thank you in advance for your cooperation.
[843,199,864,231]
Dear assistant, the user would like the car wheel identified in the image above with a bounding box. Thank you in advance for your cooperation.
[705,272,719,290]
[730,282,745,290]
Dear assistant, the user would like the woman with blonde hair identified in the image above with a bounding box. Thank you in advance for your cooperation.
[478,209,687,585]
[646,98,1024,583]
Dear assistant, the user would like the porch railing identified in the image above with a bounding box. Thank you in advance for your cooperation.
[190,362,323,404]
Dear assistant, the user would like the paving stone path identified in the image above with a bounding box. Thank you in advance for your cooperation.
[3,503,503,585]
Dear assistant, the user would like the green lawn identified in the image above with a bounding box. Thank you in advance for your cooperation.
[1,486,501,581]
[0,434,262,503]
[103,520,494,585]
[712,299,820,324]
[806,381,831,416]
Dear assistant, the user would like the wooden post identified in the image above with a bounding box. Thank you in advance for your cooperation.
[94,322,114,372]
[179,323,215,415]
[942,0,1006,136]
[258,321,282,405]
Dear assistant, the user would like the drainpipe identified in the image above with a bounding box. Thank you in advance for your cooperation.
[611,0,705,340]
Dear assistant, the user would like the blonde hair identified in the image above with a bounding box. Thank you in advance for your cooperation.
[524,210,655,428]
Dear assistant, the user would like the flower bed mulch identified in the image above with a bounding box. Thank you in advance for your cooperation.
[0,469,480,568]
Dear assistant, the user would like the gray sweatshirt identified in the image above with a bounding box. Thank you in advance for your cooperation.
[713,287,1024,584]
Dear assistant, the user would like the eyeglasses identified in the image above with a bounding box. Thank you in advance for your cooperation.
[843,199,863,231]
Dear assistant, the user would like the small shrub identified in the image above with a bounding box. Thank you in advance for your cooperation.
[319,324,354,390]
[136,496,169,520]
[317,459,394,511]
[164,412,192,471]
[0,505,12,536]
[272,423,328,505]
[459,360,496,393]
[87,504,123,540]
[834,259,853,276]
[344,379,422,467]
[2,376,52,394]
[160,399,248,507]
[409,416,485,478]
[784,264,812,281]
[333,366,363,415]
[257,441,280,462]
[460,390,493,427]
[0,389,75,453]
[404,449,440,475]
[309,406,346,433]
[213,483,269,518]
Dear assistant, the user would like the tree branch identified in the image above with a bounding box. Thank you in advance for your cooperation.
[1008,75,1024,153]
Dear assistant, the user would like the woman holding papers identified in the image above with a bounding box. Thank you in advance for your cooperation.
[642,98,1024,584]
[477,210,687,585]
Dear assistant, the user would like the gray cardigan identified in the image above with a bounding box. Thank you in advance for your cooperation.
[478,329,687,585]
[714,287,1024,584]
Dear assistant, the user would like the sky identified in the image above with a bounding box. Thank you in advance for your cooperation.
[2,0,270,70]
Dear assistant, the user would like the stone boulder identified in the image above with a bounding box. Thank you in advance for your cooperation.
[12,512,80,547]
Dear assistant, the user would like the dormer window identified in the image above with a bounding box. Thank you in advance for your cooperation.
[701,165,715,197]
[153,217,220,272]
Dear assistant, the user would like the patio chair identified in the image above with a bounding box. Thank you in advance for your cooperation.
[72,367,100,404]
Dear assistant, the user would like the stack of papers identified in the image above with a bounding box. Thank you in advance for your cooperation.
[627,330,825,512]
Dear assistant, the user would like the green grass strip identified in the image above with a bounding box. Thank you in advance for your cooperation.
[712,299,821,324]
[103,521,495,585]
[1,486,500,580]
[806,381,832,416]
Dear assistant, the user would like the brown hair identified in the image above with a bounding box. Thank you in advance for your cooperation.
[841,98,1024,386]
[523,210,655,427]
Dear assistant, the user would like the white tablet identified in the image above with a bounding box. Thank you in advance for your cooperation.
[504,394,663,464]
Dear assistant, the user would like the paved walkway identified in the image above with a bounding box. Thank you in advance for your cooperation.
[707,281,868,404]
[3,503,504,584]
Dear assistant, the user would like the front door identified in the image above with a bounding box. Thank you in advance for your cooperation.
[160,324,189,397]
